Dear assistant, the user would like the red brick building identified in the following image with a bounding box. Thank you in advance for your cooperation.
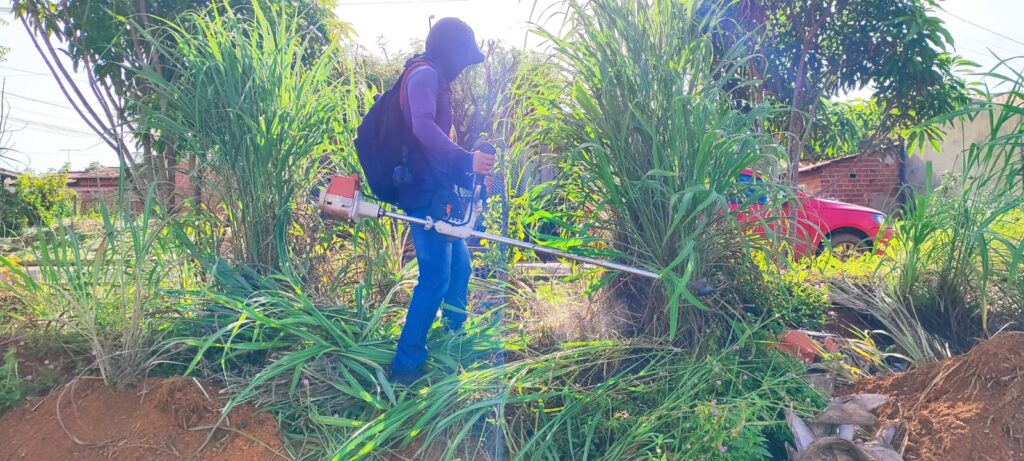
[66,167,127,210]
[798,144,904,212]
[65,165,203,211]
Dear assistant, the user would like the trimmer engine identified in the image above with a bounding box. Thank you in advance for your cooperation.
[319,174,383,222]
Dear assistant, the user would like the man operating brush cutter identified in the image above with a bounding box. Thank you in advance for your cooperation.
[335,17,663,387]
[353,18,494,385]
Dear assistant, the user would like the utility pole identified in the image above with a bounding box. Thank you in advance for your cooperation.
[59,149,77,170]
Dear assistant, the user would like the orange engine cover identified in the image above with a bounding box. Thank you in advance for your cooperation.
[326,174,359,200]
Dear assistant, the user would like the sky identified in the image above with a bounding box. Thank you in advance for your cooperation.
[1,0,1023,172]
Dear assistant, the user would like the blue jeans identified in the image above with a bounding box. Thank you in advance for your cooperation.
[390,209,472,374]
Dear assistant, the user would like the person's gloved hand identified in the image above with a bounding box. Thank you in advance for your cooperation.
[472,151,495,175]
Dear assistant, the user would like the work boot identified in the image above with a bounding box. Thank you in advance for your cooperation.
[388,366,427,387]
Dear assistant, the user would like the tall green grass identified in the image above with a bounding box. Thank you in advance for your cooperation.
[178,268,822,460]
[887,58,1024,350]
[525,0,787,339]
[0,188,196,385]
[136,1,356,275]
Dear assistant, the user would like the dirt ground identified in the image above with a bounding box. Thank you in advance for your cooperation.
[856,331,1024,461]
[0,376,287,461]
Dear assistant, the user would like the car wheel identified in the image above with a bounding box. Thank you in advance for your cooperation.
[825,233,870,259]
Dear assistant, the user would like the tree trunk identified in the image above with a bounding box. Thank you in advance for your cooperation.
[158,141,177,212]
[188,153,202,209]
[786,55,809,186]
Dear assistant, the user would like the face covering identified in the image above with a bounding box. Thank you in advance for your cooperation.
[420,17,485,82]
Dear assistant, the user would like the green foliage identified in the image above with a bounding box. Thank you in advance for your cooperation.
[135,1,360,273]
[805,99,885,162]
[84,161,104,172]
[13,0,347,206]
[763,277,829,330]
[858,58,1024,353]
[0,4,883,460]
[799,251,886,283]
[12,170,76,228]
[741,254,830,329]
[717,0,968,174]
[526,0,788,340]
[0,349,22,413]
[0,188,30,237]
[0,190,197,386]
[177,270,823,460]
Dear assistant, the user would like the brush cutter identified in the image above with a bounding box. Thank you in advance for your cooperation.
[318,173,660,280]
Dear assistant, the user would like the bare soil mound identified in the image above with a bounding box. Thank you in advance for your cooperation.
[856,331,1024,461]
[0,376,287,461]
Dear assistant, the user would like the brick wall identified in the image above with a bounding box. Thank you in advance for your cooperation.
[799,145,903,212]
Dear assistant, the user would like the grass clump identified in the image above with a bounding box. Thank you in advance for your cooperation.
[0,191,196,386]
[525,0,788,340]
[869,60,1024,353]
[137,0,359,274]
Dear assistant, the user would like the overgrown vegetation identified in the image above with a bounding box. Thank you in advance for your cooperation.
[828,60,1024,357]
[1,189,196,386]
[132,2,357,274]
[0,169,76,236]
[526,0,788,341]
[2,0,1023,459]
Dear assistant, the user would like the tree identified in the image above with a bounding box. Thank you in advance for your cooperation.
[13,169,76,227]
[805,99,884,162]
[718,0,969,183]
[12,0,347,209]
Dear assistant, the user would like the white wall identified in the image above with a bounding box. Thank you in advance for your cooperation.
[905,105,1020,190]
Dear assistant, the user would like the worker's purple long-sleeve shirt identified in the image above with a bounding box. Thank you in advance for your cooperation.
[400,65,474,188]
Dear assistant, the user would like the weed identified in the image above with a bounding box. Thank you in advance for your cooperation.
[830,279,950,365]
[0,349,21,412]
[892,58,1024,350]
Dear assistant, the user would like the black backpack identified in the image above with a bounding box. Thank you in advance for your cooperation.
[353,61,433,205]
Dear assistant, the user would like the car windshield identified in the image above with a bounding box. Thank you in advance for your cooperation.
[733,174,768,205]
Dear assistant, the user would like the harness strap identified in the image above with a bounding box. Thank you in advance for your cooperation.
[397,61,434,168]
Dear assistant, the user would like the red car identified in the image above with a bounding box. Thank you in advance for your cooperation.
[731,170,894,258]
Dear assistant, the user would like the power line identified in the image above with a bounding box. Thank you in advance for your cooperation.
[3,92,76,109]
[943,10,1024,49]
[0,65,91,84]
[6,116,97,137]
[0,64,55,76]
[10,105,88,126]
